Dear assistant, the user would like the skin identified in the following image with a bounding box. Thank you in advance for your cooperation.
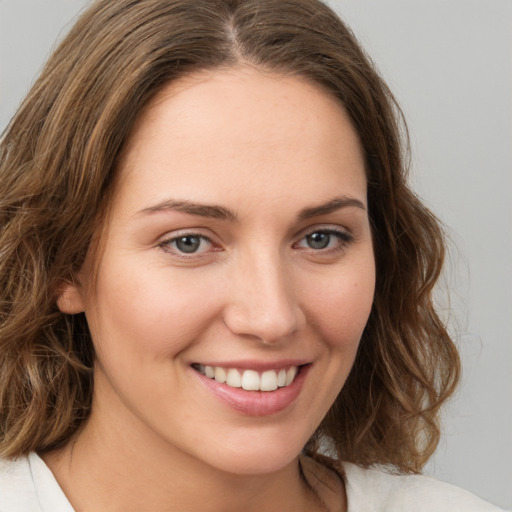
[49,66,375,512]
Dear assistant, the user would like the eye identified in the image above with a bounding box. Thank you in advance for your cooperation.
[159,233,214,256]
[305,232,332,250]
[295,228,353,252]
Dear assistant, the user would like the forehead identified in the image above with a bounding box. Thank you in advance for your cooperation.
[114,66,366,215]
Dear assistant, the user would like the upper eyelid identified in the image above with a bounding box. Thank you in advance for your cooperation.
[158,228,216,243]
[296,224,353,239]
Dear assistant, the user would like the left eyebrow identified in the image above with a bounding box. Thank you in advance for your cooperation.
[297,196,367,221]
[136,199,237,221]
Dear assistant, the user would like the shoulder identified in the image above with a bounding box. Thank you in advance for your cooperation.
[0,455,40,510]
[341,461,504,512]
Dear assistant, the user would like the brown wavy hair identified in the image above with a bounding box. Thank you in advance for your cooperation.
[0,0,459,472]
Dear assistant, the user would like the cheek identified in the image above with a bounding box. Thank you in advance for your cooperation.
[83,263,222,362]
[304,262,375,350]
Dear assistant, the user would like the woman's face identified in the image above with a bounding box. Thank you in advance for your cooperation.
[61,67,375,475]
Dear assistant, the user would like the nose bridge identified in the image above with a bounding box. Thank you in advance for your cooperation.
[223,244,303,343]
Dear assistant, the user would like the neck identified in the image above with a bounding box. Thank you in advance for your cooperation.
[43,412,324,512]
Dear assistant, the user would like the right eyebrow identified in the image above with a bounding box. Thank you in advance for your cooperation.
[136,199,238,221]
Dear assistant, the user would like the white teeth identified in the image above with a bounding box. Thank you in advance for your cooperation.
[285,367,297,386]
[241,370,260,391]
[226,368,242,388]
[214,367,226,383]
[196,364,300,391]
[260,370,278,391]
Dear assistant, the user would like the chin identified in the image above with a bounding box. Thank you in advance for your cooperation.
[195,426,310,476]
[211,450,299,476]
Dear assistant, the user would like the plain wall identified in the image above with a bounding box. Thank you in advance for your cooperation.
[1,0,511,509]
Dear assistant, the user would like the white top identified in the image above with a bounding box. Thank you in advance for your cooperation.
[0,454,73,512]
[0,453,504,511]
[341,461,504,512]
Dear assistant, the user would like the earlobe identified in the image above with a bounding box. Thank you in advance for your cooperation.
[56,281,86,314]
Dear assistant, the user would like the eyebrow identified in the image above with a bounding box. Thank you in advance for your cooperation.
[297,196,367,221]
[137,199,237,221]
[136,195,366,222]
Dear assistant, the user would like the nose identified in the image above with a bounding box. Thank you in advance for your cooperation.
[222,249,305,344]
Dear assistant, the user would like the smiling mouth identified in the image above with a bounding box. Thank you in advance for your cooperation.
[192,364,303,392]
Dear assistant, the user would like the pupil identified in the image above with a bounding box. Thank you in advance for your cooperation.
[176,236,201,253]
[307,232,330,249]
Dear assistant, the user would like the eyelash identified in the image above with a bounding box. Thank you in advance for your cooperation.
[294,227,354,254]
[157,227,354,259]
[158,233,215,259]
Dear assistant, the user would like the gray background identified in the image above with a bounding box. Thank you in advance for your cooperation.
[1,0,511,509]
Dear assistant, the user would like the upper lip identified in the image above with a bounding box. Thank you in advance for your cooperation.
[191,359,311,372]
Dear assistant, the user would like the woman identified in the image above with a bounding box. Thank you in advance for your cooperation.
[0,0,503,510]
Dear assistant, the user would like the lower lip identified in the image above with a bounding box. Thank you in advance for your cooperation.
[192,365,310,417]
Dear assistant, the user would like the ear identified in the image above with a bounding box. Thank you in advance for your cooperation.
[56,281,86,314]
